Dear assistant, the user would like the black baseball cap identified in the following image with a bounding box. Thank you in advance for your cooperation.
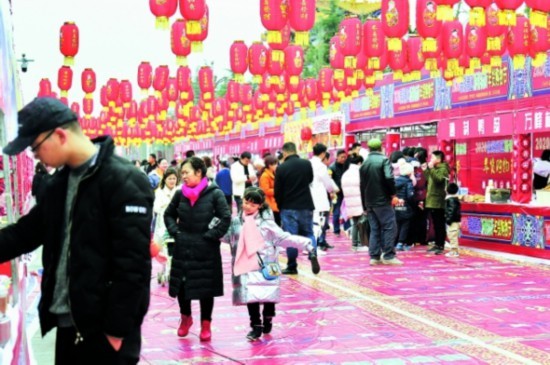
[3,97,78,155]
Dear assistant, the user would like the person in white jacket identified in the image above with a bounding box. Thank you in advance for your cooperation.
[341,154,368,251]
[231,151,257,213]
[310,143,339,251]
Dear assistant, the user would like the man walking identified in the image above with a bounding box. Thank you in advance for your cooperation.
[231,151,256,213]
[423,150,451,255]
[329,149,348,235]
[275,142,318,275]
[360,138,402,265]
[0,98,153,364]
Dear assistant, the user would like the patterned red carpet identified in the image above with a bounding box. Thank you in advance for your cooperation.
[140,233,550,364]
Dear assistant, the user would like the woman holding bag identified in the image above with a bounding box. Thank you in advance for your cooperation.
[164,157,231,341]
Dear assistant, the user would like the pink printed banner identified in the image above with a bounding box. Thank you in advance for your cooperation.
[515,109,550,134]
[439,113,514,140]
[394,79,435,115]
[451,64,509,106]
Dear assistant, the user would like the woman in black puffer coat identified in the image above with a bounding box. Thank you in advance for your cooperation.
[164,157,231,341]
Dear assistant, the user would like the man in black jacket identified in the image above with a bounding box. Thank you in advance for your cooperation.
[274,142,317,275]
[0,98,153,364]
[328,149,348,235]
[359,138,402,266]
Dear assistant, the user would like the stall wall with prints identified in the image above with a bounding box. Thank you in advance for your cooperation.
[455,137,513,195]
[461,203,550,259]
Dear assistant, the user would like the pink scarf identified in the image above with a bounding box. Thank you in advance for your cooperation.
[181,177,208,206]
[233,212,265,276]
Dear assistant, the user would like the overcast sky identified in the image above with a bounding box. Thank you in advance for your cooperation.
[11,0,265,106]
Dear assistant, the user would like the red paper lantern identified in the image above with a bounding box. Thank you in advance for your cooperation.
[240,83,253,111]
[106,78,120,107]
[284,45,304,87]
[38,78,52,98]
[82,97,93,117]
[526,0,550,29]
[329,35,345,83]
[338,16,362,69]
[318,67,333,107]
[363,20,386,70]
[198,66,214,103]
[230,41,248,82]
[71,102,80,117]
[227,80,241,110]
[100,86,109,112]
[267,48,286,84]
[147,95,158,120]
[330,119,342,136]
[268,23,291,51]
[138,61,153,95]
[248,42,268,84]
[465,0,492,26]
[186,5,209,52]
[508,15,531,69]
[388,39,408,80]
[57,66,73,98]
[442,21,464,74]
[288,0,315,45]
[494,0,523,26]
[149,0,177,29]
[171,19,191,65]
[153,65,170,96]
[434,0,460,21]
[176,66,192,100]
[260,0,288,44]
[304,78,318,110]
[81,68,96,99]
[119,80,133,108]
[407,36,424,80]
[301,126,312,141]
[179,0,206,35]
[382,0,409,51]
[59,22,79,66]
[465,24,488,69]
[417,0,442,52]
[530,21,550,67]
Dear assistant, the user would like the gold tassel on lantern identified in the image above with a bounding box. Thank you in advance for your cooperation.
[155,17,170,30]
[368,57,380,70]
[422,38,437,53]
[186,21,201,35]
[344,56,357,69]
[513,55,525,69]
[290,75,299,86]
[498,10,517,26]
[469,8,486,26]
[191,41,203,53]
[425,58,438,71]
[470,58,481,70]
[393,70,403,81]
[234,74,245,83]
[530,11,548,29]
[533,53,548,68]
[176,56,188,66]
[490,56,502,68]
[334,69,345,81]
[388,38,402,51]
[487,37,502,51]
[267,30,282,44]
[436,5,454,21]
[295,32,310,46]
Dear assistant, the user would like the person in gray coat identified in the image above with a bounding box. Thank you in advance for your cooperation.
[223,187,320,341]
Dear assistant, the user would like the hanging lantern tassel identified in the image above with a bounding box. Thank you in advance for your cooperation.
[469,8,486,26]
[64,56,75,67]
[490,56,502,68]
[498,10,517,26]
[530,11,548,29]
[309,100,316,110]
[294,31,309,46]
[176,56,188,66]
[513,55,526,69]
[344,56,357,69]
[253,75,262,84]
[422,38,437,53]
[393,70,403,81]
[487,37,501,51]
[234,73,244,83]
[470,58,481,70]
[425,58,438,71]
[368,57,380,70]
[334,69,345,81]
[155,16,169,30]
[533,53,548,68]
[191,41,203,53]
[436,5,454,21]
[388,38,402,51]
[266,30,282,44]
[290,76,299,86]
[411,70,421,81]
[186,20,201,35]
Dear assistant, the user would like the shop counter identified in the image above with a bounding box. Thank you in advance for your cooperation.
[461,202,550,259]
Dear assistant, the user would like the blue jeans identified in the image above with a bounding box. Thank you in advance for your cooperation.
[280,209,316,270]
[332,194,351,234]
[367,205,397,260]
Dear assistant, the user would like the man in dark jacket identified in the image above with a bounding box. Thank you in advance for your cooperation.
[0,98,153,364]
[329,149,348,235]
[359,138,402,265]
[274,142,317,274]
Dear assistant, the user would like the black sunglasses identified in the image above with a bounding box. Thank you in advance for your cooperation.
[30,129,56,152]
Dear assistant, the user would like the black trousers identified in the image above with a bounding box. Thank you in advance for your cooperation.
[427,208,446,249]
[273,211,281,227]
[408,205,427,244]
[177,291,215,321]
[224,195,232,208]
[246,302,276,327]
[55,326,141,365]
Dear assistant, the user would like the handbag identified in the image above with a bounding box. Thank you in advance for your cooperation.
[257,253,281,280]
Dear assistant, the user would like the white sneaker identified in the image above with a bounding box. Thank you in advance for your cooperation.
[445,251,459,258]
[369,259,382,266]
[317,249,327,256]
[356,246,369,252]
[382,257,403,265]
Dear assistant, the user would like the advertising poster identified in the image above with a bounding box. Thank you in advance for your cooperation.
[451,63,509,106]
[311,112,344,150]
[532,52,550,95]
[393,79,435,116]
[284,118,312,153]
[349,90,382,122]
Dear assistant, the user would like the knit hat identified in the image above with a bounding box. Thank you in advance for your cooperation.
[367,138,382,150]
[400,163,414,176]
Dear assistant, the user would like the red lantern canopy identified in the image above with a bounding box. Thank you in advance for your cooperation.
[179,0,205,35]
[38,78,52,98]
[530,21,550,67]
[82,97,93,118]
[248,42,268,84]
[388,39,408,80]
[59,22,79,66]
[407,36,424,80]
[434,0,460,21]
[338,16,362,69]
[138,61,153,96]
[382,0,409,51]
[526,0,550,28]
[171,19,191,65]
[442,21,464,75]
[284,44,304,87]
[494,0,523,26]
[465,0,492,26]
[301,126,312,141]
[187,5,209,52]
[417,0,442,52]
[363,20,386,71]
[119,80,133,108]
[81,68,96,99]
[465,24,487,69]
[57,66,73,98]
[198,66,214,104]
[507,15,531,69]
[288,0,315,46]
[260,0,288,44]
[149,0,177,29]
[230,41,248,82]
[153,65,170,97]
